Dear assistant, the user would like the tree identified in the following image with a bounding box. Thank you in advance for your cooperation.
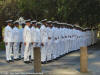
[0,0,100,28]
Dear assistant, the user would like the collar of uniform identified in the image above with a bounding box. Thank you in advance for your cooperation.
[31,26,35,29]
[14,26,18,29]
[7,25,12,29]
[25,25,30,28]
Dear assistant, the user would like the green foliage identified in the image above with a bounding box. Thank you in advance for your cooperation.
[17,0,100,27]
[0,0,100,28]
[0,42,5,50]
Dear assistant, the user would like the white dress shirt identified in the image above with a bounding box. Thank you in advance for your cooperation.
[13,27,20,42]
[23,25,32,43]
[4,25,13,42]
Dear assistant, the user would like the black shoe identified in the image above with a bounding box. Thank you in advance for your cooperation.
[24,61,32,64]
[19,56,22,59]
[9,60,14,62]
[6,60,10,63]
[41,61,47,64]
[21,57,24,59]
[31,59,34,61]
[14,59,18,61]
[14,58,20,61]
[24,61,28,63]
[17,58,21,60]
[48,60,53,63]
[54,58,58,60]
[6,60,14,63]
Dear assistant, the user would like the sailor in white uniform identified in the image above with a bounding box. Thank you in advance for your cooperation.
[30,20,37,60]
[58,24,62,56]
[35,22,41,47]
[4,20,13,63]
[54,22,59,59]
[13,21,20,60]
[23,19,32,64]
[60,24,64,56]
[63,25,66,54]
[71,26,75,51]
[46,21,53,61]
[52,22,57,59]
[65,25,69,53]
[40,19,48,63]
[20,23,25,58]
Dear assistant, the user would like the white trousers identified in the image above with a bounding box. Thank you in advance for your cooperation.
[24,43,31,61]
[52,40,56,59]
[30,44,34,60]
[53,40,58,59]
[31,43,41,60]
[13,42,20,59]
[62,39,65,55]
[68,39,71,52]
[60,39,63,55]
[59,39,62,56]
[65,39,69,53]
[41,43,47,62]
[47,40,53,61]
[21,43,25,58]
[5,42,13,61]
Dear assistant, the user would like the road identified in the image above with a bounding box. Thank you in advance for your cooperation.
[0,40,100,75]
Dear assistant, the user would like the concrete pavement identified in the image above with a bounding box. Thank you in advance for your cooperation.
[0,41,100,75]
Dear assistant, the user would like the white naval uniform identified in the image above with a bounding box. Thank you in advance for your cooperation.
[86,30,89,46]
[65,28,69,53]
[23,25,32,61]
[52,27,56,59]
[81,31,84,47]
[77,30,81,49]
[4,25,13,61]
[85,30,88,46]
[55,28,59,58]
[63,28,66,54]
[59,28,62,56]
[70,29,73,51]
[62,28,65,55]
[56,28,59,57]
[46,27,53,61]
[74,29,77,51]
[13,27,20,59]
[79,30,83,47]
[60,28,63,55]
[40,25,48,62]
[30,26,36,60]
[67,28,71,52]
[71,28,75,51]
[76,30,79,50]
[34,27,41,47]
[19,28,25,58]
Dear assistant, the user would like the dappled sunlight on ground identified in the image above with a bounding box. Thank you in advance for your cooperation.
[0,40,100,75]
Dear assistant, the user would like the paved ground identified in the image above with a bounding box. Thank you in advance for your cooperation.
[0,41,100,75]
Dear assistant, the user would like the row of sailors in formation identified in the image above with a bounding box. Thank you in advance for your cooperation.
[3,19,97,64]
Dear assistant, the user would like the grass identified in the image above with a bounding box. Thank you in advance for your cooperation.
[0,41,5,50]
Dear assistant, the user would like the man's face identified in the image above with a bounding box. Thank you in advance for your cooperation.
[54,25,56,27]
[22,24,25,28]
[32,24,35,26]
[8,23,12,26]
[37,25,40,28]
[50,24,53,28]
[26,22,31,26]
[33,23,37,27]
[43,22,47,26]
[47,24,50,27]
[15,24,19,28]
